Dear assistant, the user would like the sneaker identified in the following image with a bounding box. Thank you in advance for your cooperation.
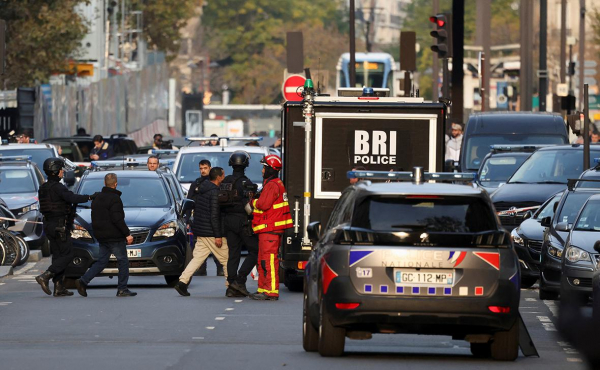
[230,281,250,297]
[175,281,191,297]
[226,287,245,297]
[116,289,137,297]
[249,292,278,301]
[75,279,88,297]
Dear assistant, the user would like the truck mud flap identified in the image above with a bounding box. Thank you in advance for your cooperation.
[518,312,539,357]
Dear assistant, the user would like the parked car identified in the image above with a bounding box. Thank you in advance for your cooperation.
[303,170,520,360]
[43,134,138,161]
[458,112,568,173]
[559,193,600,305]
[65,164,193,286]
[510,191,563,288]
[492,145,600,231]
[475,146,537,194]
[0,143,60,179]
[0,156,49,255]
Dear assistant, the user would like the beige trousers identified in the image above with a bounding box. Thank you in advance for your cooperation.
[179,237,229,285]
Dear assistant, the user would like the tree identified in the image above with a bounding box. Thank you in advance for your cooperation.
[130,0,199,61]
[202,0,347,104]
[1,0,88,89]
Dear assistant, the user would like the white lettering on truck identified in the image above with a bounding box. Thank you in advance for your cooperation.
[353,130,397,165]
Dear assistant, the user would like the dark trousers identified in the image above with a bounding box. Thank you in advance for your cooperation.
[224,214,259,284]
[45,221,74,283]
[81,240,129,291]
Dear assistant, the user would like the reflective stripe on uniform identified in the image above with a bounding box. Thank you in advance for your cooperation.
[274,219,293,227]
[253,224,268,232]
[257,288,279,294]
[272,201,289,209]
[270,253,276,293]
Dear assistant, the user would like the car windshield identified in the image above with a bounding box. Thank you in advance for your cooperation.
[352,195,497,233]
[78,177,170,208]
[465,135,566,170]
[556,192,597,225]
[478,155,528,183]
[574,200,600,231]
[176,152,264,183]
[0,169,36,193]
[0,148,54,177]
[509,149,597,184]
[535,193,562,220]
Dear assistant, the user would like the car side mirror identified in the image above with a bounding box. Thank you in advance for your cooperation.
[64,170,76,186]
[180,199,195,216]
[307,221,322,243]
[541,216,552,227]
[523,210,533,220]
[594,241,600,253]
[555,222,571,232]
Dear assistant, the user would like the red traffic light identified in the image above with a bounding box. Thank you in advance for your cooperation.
[429,16,445,27]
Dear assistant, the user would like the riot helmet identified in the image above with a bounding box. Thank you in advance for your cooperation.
[229,150,250,168]
[43,157,65,176]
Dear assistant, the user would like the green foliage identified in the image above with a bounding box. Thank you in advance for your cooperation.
[202,0,347,104]
[590,8,600,59]
[130,0,198,60]
[1,0,89,88]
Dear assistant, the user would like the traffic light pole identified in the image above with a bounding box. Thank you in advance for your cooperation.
[584,84,590,170]
[442,58,450,99]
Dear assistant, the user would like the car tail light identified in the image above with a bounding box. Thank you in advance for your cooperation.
[297,261,308,270]
[488,306,510,313]
[335,303,360,310]
[321,257,338,294]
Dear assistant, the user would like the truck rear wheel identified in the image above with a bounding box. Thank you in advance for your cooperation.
[491,322,519,361]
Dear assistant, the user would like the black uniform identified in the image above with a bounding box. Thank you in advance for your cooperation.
[187,175,223,274]
[39,176,90,283]
[221,168,259,285]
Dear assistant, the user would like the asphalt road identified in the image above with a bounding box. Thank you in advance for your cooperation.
[0,258,593,370]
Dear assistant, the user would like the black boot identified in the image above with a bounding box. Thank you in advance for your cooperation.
[174,281,190,296]
[116,289,137,297]
[226,287,245,297]
[35,271,54,296]
[230,281,250,297]
[249,292,278,301]
[75,279,88,297]
[53,278,74,297]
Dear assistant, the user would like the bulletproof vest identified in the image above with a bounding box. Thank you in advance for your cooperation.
[39,181,70,218]
[218,175,247,207]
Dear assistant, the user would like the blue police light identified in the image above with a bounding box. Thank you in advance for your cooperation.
[151,149,178,155]
[161,159,175,166]
[362,87,375,97]
[489,144,551,153]
[90,160,140,168]
[0,155,33,162]
[347,170,475,182]
[594,158,600,164]
[1,139,9,145]
[185,136,263,142]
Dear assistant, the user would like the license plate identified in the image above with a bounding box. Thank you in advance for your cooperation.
[394,269,454,286]
[110,249,142,259]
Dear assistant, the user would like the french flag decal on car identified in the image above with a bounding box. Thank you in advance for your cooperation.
[448,251,467,267]
[473,252,500,270]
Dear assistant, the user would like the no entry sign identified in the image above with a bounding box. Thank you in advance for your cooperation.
[282,74,306,101]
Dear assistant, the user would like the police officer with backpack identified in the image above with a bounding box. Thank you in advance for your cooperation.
[35,158,93,296]
[220,151,259,297]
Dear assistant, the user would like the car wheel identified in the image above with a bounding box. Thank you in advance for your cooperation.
[41,237,51,257]
[164,275,179,287]
[521,276,537,289]
[64,278,78,290]
[539,288,559,300]
[470,342,492,358]
[491,321,519,361]
[318,299,345,357]
[303,288,318,352]
[285,269,304,292]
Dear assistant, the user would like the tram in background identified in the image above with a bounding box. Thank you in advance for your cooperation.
[336,52,398,95]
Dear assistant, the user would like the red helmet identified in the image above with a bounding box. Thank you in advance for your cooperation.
[261,154,282,171]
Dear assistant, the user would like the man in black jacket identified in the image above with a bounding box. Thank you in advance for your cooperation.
[75,173,136,297]
[35,157,92,296]
[186,159,224,276]
[175,167,228,296]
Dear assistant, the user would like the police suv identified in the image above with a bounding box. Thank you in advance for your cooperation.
[302,169,521,360]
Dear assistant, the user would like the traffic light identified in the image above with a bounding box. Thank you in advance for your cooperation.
[429,13,452,58]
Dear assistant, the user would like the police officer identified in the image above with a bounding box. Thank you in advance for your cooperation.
[249,154,293,301]
[221,151,259,297]
[35,158,93,296]
[90,135,113,160]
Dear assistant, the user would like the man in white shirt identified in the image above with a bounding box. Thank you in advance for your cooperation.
[445,123,463,162]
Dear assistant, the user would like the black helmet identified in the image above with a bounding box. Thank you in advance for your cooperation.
[43,157,65,176]
[228,150,250,168]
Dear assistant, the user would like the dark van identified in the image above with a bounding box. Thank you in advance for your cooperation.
[459,112,569,173]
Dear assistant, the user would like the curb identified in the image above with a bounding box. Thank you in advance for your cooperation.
[28,250,43,262]
[0,266,14,278]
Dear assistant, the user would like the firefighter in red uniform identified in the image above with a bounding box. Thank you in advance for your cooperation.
[249,155,293,301]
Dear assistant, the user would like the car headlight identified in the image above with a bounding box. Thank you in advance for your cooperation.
[19,202,39,215]
[71,224,92,240]
[510,229,524,246]
[565,246,591,264]
[547,244,563,259]
[152,221,177,240]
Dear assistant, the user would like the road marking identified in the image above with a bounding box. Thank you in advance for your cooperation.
[567,358,583,363]
[0,302,13,306]
[542,323,557,331]
[225,308,234,311]
[543,300,559,317]
[558,341,570,347]
[536,316,551,322]
[215,317,225,321]
[206,327,215,330]
[0,283,5,286]
[192,337,204,340]
[525,298,537,301]
[14,263,36,275]
[14,274,37,279]
[235,300,243,303]
[521,311,542,314]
